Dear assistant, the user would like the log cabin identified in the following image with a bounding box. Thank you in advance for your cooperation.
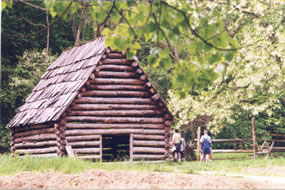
[8,37,173,162]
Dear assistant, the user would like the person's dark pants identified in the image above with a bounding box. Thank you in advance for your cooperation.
[174,143,181,160]
[180,151,184,159]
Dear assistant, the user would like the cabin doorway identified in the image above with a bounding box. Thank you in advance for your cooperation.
[102,134,130,162]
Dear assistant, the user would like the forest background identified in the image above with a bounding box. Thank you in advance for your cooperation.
[1,0,285,152]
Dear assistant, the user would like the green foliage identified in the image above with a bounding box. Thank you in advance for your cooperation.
[0,50,56,151]
[43,1,240,96]
[143,66,172,101]
[1,0,12,11]
[169,1,285,135]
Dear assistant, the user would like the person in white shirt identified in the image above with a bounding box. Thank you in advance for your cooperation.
[172,129,181,161]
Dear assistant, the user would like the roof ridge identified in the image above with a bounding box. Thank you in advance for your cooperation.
[63,36,106,52]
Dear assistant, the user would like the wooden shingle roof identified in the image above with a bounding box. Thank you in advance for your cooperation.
[8,37,107,128]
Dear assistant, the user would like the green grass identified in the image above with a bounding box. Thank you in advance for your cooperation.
[1,153,285,176]
[213,152,252,159]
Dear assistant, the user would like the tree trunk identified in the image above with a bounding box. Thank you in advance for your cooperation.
[46,10,50,55]
[252,117,258,158]
[197,126,201,161]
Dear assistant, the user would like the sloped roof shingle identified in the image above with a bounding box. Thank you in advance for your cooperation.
[8,37,107,128]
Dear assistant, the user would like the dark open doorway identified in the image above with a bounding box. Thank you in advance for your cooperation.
[102,134,130,162]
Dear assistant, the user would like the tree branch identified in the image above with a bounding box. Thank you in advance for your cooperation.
[19,0,47,11]
[161,1,239,52]
[233,5,260,18]
[152,14,177,61]
[3,2,73,38]
[114,5,137,38]
[20,13,45,27]
[97,1,116,36]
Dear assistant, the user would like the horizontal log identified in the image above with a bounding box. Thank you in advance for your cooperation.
[133,134,165,140]
[89,73,95,79]
[194,149,253,153]
[66,116,164,123]
[80,88,86,93]
[133,154,165,160]
[164,114,172,120]
[81,91,148,97]
[194,138,253,143]
[151,94,160,102]
[272,147,285,150]
[73,148,100,154]
[264,139,285,142]
[89,78,145,85]
[106,48,111,53]
[106,53,125,59]
[14,127,55,138]
[68,141,100,147]
[102,59,128,64]
[164,120,171,127]
[95,71,137,78]
[257,133,285,138]
[71,104,157,110]
[12,124,51,133]
[19,153,58,158]
[98,65,134,72]
[87,84,145,91]
[145,82,152,88]
[66,123,165,129]
[78,155,100,160]
[133,147,166,153]
[14,134,57,143]
[136,68,143,74]
[14,141,57,148]
[65,135,100,142]
[65,129,165,136]
[15,147,58,154]
[67,110,162,117]
[132,62,139,67]
[139,75,147,81]
[74,97,154,104]
[150,88,156,94]
[133,140,165,146]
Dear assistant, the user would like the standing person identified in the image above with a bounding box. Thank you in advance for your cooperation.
[172,129,181,161]
[180,136,186,161]
[200,129,212,162]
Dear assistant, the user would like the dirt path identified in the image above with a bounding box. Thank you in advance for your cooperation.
[1,170,284,189]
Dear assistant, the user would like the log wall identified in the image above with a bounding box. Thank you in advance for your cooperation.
[11,124,58,157]
[10,50,172,161]
[65,51,171,161]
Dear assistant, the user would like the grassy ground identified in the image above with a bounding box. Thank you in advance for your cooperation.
[0,153,285,176]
